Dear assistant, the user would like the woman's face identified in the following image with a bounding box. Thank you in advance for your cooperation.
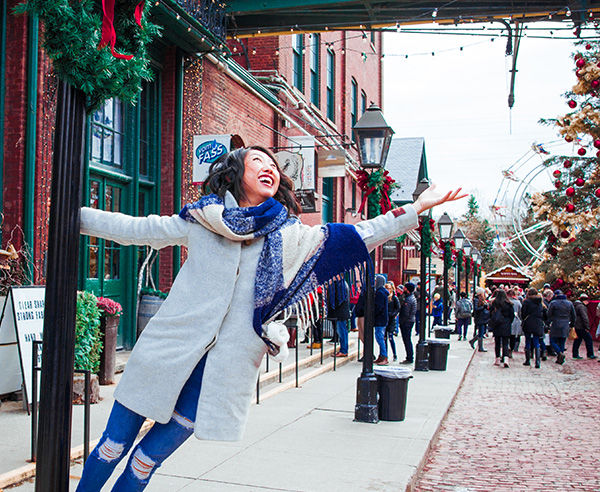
[239,149,281,207]
[385,283,393,293]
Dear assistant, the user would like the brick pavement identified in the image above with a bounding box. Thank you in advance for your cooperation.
[412,338,600,492]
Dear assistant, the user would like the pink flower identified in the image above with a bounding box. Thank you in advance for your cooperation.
[96,297,123,317]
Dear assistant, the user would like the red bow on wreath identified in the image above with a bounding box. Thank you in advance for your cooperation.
[355,169,395,216]
[100,0,145,60]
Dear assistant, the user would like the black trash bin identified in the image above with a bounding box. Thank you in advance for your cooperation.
[428,339,450,370]
[434,326,452,339]
[374,367,413,421]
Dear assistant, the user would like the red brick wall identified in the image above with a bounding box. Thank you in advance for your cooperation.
[2,2,29,251]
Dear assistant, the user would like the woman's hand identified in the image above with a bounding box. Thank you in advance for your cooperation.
[412,184,468,215]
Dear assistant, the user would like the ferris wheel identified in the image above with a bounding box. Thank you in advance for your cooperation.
[491,140,569,270]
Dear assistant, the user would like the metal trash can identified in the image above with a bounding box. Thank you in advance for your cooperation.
[428,339,450,370]
[434,326,452,339]
[374,367,413,421]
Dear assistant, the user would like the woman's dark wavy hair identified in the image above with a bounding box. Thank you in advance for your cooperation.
[201,145,302,215]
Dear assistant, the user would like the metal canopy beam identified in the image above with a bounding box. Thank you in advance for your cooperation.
[225,0,599,36]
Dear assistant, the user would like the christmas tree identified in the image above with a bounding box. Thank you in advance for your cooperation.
[533,40,600,295]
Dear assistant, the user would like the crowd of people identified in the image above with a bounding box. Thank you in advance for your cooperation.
[305,278,600,370]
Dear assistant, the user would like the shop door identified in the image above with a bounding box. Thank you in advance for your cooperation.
[85,179,126,346]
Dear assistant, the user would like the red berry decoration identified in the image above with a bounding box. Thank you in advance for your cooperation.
[578,147,587,156]
[565,135,573,142]
[564,159,572,168]
[576,58,586,68]
[560,230,570,238]
[575,177,585,186]
[566,203,576,213]
[553,169,562,178]
[566,187,575,197]
[555,180,562,189]
[568,100,577,109]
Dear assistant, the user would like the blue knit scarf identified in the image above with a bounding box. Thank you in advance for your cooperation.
[179,194,372,345]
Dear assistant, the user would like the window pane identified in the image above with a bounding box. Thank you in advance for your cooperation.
[89,181,100,209]
[88,237,99,279]
[102,129,114,164]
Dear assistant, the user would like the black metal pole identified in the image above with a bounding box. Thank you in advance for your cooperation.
[35,81,86,492]
[415,217,429,372]
[442,243,449,326]
[354,257,378,423]
[455,259,461,329]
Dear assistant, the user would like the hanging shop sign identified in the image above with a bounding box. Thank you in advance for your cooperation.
[275,135,316,191]
[0,287,45,407]
[317,149,347,178]
[192,135,230,184]
[295,190,317,213]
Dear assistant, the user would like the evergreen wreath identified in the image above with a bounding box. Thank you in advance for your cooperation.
[15,0,161,111]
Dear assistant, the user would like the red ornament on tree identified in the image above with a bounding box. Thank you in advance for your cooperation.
[565,135,574,142]
[554,180,562,189]
[576,69,582,78]
[553,169,562,178]
[566,186,575,197]
[576,58,586,68]
[549,247,558,256]
[560,230,570,238]
[575,177,585,186]
[568,100,577,109]
[592,80,600,89]
[566,203,575,213]
[569,237,576,243]
[574,247,582,256]
[594,140,600,149]
[595,189,600,197]
[593,239,600,248]
[586,44,592,50]
[564,159,572,168]
[578,147,587,156]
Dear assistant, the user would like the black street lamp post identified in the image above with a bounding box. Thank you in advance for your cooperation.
[412,178,431,372]
[452,228,466,325]
[353,103,394,423]
[437,212,454,326]
[462,238,472,295]
[471,249,480,299]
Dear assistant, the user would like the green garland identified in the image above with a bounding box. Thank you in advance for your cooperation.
[457,250,464,272]
[418,217,432,258]
[15,0,161,111]
[443,241,453,272]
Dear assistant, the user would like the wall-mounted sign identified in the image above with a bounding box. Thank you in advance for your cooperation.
[318,149,346,178]
[295,190,317,213]
[192,135,230,184]
[275,135,316,190]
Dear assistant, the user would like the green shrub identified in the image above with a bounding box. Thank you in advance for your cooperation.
[75,291,102,373]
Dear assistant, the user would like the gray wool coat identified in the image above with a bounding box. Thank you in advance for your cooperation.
[80,196,418,441]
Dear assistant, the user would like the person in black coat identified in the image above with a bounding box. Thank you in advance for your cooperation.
[469,288,490,352]
[521,288,546,368]
[398,282,417,364]
[385,281,401,361]
[572,294,597,360]
[327,279,351,358]
[489,289,515,367]
[547,289,576,365]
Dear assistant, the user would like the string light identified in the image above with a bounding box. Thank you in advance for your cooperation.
[432,8,438,18]
[396,22,401,32]
[566,7,572,16]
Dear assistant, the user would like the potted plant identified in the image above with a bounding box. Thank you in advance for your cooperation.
[96,297,122,385]
[74,291,102,403]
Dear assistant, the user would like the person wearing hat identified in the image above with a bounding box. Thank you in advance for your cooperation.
[398,282,417,364]
[547,289,576,364]
[572,293,597,360]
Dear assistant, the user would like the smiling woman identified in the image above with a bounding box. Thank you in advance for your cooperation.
[76,144,463,491]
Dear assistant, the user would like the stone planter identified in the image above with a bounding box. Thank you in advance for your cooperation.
[99,315,120,385]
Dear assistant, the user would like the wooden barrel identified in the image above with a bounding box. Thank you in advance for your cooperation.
[137,295,165,338]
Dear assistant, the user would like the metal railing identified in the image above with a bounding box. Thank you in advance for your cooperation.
[173,0,227,40]
[31,341,91,464]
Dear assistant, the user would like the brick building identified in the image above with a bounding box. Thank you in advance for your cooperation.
[1,1,394,349]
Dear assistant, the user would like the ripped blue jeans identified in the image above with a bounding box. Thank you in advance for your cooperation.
[76,354,207,492]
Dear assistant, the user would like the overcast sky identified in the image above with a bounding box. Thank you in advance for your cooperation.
[382,22,582,220]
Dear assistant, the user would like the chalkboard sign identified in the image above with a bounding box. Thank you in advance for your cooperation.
[0,287,45,407]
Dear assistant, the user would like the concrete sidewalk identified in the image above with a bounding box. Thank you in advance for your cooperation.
[2,335,475,492]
